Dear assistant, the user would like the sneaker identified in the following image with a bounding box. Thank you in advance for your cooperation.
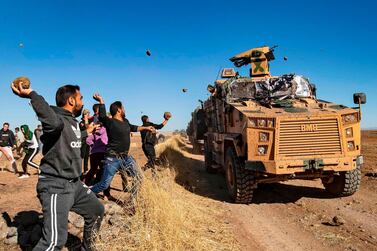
[19,174,30,179]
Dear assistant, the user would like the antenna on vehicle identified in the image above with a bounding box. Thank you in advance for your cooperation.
[215,67,223,80]
[198,99,204,109]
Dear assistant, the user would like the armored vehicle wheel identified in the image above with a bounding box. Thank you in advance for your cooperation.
[322,165,361,197]
[225,148,255,204]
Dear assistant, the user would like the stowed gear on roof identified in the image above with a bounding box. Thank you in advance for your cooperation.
[219,74,316,106]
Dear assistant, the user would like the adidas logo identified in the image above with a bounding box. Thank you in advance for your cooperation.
[71,123,81,139]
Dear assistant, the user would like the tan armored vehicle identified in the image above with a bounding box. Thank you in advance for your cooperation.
[187,106,206,153]
[191,46,366,204]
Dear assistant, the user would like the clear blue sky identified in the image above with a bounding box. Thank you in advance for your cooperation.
[0,0,376,131]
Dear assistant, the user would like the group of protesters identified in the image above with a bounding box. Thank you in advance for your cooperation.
[0,122,42,178]
[8,77,170,250]
[77,98,170,200]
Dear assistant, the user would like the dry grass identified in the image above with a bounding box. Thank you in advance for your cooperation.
[95,136,239,251]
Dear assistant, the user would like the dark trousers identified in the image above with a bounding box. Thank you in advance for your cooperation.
[81,142,90,173]
[142,143,156,167]
[33,176,104,251]
[22,148,39,174]
[84,152,111,197]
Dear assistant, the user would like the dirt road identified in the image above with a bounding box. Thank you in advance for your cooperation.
[0,132,376,250]
[171,131,377,251]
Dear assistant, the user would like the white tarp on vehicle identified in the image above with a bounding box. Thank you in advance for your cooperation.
[224,74,315,105]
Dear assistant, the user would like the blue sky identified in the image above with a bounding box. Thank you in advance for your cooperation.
[0,0,376,131]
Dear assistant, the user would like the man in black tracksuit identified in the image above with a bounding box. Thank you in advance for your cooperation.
[11,83,104,251]
[140,115,169,169]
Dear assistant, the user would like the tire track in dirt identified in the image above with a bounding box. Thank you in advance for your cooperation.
[224,178,377,251]
[276,179,377,250]
[171,143,333,250]
[226,202,335,251]
[173,135,377,251]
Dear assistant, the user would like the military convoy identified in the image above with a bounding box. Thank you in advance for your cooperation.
[187,46,366,204]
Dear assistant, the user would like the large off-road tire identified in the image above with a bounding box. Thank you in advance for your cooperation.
[204,141,216,174]
[322,165,361,197]
[225,147,255,204]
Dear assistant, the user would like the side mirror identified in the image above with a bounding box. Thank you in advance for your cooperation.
[353,93,366,104]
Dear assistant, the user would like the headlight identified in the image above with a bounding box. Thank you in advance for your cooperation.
[267,119,274,128]
[345,128,353,138]
[342,113,358,124]
[259,132,269,142]
[258,119,266,127]
[249,118,274,128]
[345,115,356,122]
[249,118,256,127]
[347,141,355,151]
[257,145,268,155]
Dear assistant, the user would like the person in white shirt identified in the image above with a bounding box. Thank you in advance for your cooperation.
[19,124,39,178]
[15,127,25,157]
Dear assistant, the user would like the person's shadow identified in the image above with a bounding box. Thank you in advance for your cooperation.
[2,211,81,251]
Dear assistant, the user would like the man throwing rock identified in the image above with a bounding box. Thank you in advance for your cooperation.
[11,80,104,251]
[140,112,171,169]
[90,94,154,197]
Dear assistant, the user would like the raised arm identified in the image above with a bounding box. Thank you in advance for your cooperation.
[128,121,156,133]
[30,92,64,133]
[151,112,171,130]
[93,94,110,127]
[11,83,64,133]
[151,119,169,130]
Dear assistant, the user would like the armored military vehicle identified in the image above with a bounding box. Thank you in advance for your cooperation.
[187,105,206,154]
[189,46,366,204]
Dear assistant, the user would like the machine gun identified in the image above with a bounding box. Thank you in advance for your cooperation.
[229,45,277,79]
